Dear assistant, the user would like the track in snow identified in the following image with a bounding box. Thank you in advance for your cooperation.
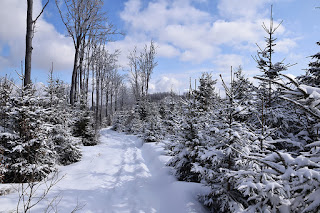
[0,128,208,213]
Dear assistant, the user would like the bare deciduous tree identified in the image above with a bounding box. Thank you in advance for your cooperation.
[128,46,140,102]
[55,0,116,106]
[24,0,49,88]
[140,40,157,99]
[16,170,63,213]
[128,40,157,104]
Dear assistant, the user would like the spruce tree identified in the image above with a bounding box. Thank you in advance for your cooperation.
[0,76,14,132]
[253,6,290,108]
[194,72,217,111]
[2,86,56,182]
[298,41,320,86]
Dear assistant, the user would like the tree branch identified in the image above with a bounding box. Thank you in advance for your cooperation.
[33,0,50,24]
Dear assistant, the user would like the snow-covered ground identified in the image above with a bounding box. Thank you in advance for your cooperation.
[0,128,208,213]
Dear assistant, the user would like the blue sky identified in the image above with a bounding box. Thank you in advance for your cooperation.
[0,0,320,93]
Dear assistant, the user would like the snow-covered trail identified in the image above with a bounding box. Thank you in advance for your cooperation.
[0,128,208,213]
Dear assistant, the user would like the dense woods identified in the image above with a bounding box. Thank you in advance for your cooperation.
[1,1,320,212]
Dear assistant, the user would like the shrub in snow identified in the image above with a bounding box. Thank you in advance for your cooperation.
[0,142,4,183]
[144,117,162,142]
[158,96,183,141]
[193,73,261,212]
[112,111,131,132]
[197,118,261,212]
[73,110,97,146]
[0,76,13,132]
[143,104,164,142]
[167,103,205,182]
[125,105,145,135]
[51,124,81,165]
[231,146,320,212]
[0,131,55,183]
[42,78,83,163]
[250,72,320,212]
[137,101,149,121]
[1,87,56,183]
[256,74,320,141]
[0,81,83,183]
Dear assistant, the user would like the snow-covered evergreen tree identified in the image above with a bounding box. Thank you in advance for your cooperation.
[144,103,164,142]
[73,110,97,146]
[195,74,260,212]
[298,41,320,86]
[253,6,292,111]
[2,86,56,182]
[194,72,217,112]
[168,101,204,182]
[0,72,84,183]
[0,76,14,132]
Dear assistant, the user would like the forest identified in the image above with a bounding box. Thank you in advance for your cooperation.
[1,0,320,212]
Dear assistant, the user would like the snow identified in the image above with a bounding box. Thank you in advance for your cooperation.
[234,106,244,113]
[300,84,320,98]
[306,141,320,148]
[0,128,208,213]
[265,182,282,193]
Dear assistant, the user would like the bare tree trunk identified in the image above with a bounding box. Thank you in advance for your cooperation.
[24,0,33,88]
[110,87,113,115]
[95,65,100,131]
[100,80,103,124]
[85,43,91,107]
[91,58,95,110]
[115,90,118,112]
[106,89,109,117]
[79,39,86,106]
[120,86,125,111]
[70,37,81,106]
[24,0,49,88]
[75,66,79,103]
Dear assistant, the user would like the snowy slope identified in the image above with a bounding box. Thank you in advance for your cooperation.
[0,128,208,213]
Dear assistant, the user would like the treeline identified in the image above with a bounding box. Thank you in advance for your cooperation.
[112,9,320,212]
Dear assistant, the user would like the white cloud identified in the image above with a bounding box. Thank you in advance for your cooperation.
[32,19,74,71]
[120,0,210,34]
[116,0,215,64]
[274,38,297,53]
[0,0,74,74]
[217,0,271,20]
[213,54,244,72]
[156,43,181,58]
[149,76,183,93]
[209,20,263,45]
[0,0,301,93]
[117,0,297,67]
[103,0,302,96]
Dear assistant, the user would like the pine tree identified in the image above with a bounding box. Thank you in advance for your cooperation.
[298,41,320,86]
[2,86,56,182]
[42,72,82,164]
[232,66,255,102]
[0,76,14,132]
[196,73,260,212]
[168,104,204,182]
[73,110,97,146]
[194,72,217,111]
[253,6,291,108]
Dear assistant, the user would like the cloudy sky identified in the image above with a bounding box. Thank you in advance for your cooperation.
[0,0,320,93]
